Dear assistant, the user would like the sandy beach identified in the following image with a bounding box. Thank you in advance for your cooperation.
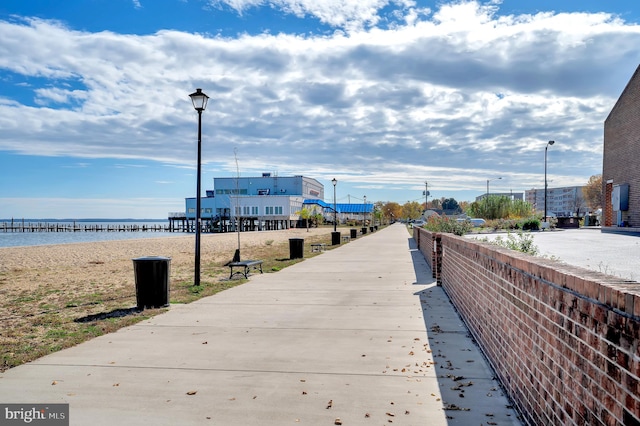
[0,227,335,369]
[0,227,333,291]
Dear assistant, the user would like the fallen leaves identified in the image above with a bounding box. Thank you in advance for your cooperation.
[444,403,470,411]
[186,390,197,396]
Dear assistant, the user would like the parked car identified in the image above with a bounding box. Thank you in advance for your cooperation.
[457,218,486,227]
[412,220,426,227]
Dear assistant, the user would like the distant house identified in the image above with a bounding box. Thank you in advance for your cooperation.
[603,64,640,232]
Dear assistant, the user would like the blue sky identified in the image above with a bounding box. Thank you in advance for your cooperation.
[1,0,639,219]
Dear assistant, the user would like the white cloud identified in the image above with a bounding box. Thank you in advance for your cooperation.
[208,0,420,30]
[0,1,638,203]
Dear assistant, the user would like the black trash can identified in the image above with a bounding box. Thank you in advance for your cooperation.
[361,227,368,235]
[350,229,357,239]
[132,256,171,310]
[289,238,304,259]
[370,226,374,233]
[331,231,341,245]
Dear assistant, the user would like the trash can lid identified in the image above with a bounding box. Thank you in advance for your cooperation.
[132,256,172,261]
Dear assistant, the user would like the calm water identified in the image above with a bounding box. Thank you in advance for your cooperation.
[0,221,189,248]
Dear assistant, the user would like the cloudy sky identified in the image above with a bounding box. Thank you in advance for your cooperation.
[1,0,639,219]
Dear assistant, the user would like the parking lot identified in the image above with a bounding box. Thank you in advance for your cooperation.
[469,228,640,282]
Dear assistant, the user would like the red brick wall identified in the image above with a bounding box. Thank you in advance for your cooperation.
[605,181,614,227]
[415,229,441,282]
[604,65,640,227]
[414,227,640,426]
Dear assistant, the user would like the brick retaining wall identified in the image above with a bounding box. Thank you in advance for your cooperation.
[414,227,640,426]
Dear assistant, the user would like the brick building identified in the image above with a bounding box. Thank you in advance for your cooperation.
[603,64,640,232]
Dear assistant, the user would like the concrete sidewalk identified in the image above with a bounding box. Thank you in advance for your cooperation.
[0,224,520,425]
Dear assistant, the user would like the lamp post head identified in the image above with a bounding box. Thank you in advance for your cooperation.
[547,140,555,147]
[189,88,209,112]
[332,178,337,187]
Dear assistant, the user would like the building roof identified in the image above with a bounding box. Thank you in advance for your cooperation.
[335,203,373,213]
[303,199,332,209]
[302,201,374,214]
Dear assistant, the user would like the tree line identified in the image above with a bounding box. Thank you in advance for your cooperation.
[376,174,603,222]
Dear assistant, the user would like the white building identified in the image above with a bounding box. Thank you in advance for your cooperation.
[180,174,326,231]
[525,186,587,217]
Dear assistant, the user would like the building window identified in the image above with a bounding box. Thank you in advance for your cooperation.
[265,206,274,215]
[219,189,248,195]
[275,206,283,215]
[243,206,250,215]
[188,208,195,213]
[252,206,259,215]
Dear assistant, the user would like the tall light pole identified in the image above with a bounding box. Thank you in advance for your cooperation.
[486,177,502,198]
[424,181,428,210]
[544,140,555,223]
[332,178,337,232]
[363,195,367,226]
[189,88,209,286]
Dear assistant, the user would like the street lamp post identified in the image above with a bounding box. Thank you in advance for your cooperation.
[544,140,555,223]
[424,181,428,210]
[363,195,367,226]
[189,88,209,286]
[486,177,502,197]
[332,178,337,232]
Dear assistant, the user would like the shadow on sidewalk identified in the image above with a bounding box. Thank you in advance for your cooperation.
[407,236,522,425]
[407,237,436,286]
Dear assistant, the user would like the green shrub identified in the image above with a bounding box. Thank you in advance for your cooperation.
[519,217,540,231]
[467,195,534,220]
[486,218,518,230]
[425,216,473,236]
[490,232,539,255]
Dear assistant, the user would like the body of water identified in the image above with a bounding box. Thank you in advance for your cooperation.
[0,220,189,248]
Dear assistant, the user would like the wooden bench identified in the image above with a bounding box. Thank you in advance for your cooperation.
[310,243,326,252]
[228,260,263,279]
